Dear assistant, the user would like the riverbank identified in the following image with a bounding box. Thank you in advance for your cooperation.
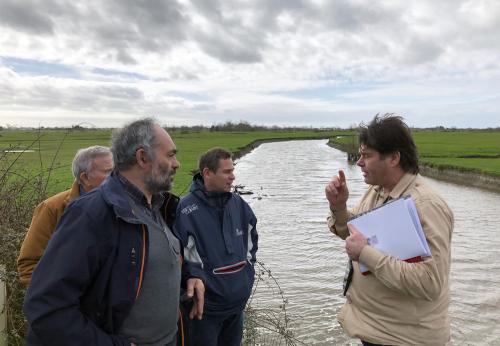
[326,140,500,193]
[419,165,500,193]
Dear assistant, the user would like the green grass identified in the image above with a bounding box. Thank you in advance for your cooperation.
[329,130,500,176]
[0,129,114,194]
[0,129,342,195]
[4,128,499,195]
[413,131,500,158]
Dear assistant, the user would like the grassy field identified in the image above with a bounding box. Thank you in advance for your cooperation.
[2,128,499,196]
[0,128,344,196]
[329,130,500,177]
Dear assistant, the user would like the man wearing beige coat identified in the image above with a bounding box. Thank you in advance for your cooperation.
[325,115,453,345]
[17,146,113,284]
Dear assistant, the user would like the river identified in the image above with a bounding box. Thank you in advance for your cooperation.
[234,139,500,345]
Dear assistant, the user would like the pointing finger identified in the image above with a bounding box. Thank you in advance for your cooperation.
[339,170,346,186]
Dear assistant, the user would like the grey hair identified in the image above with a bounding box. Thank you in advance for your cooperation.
[111,118,158,171]
[72,146,112,183]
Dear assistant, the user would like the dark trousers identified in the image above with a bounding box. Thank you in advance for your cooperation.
[187,310,244,346]
[362,341,389,346]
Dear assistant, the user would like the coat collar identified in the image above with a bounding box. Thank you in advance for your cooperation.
[64,180,81,205]
[100,171,179,226]
[373,172,418,201]
[190,172,232,208]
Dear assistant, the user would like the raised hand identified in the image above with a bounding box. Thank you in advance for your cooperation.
[325,170,349,211]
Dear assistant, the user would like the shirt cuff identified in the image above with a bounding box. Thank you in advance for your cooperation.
[359,245,384,272]
[328,208,350,238]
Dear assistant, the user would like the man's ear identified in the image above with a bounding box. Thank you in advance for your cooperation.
[135,148,150,168]
[388,151,401,167]
[79,171,90,188]
[202,167,211,179]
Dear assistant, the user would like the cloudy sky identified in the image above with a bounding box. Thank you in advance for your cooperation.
[1,0,499,128]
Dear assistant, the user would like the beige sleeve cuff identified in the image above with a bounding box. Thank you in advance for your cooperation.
[359,245,384,272]
[327,208,350,239]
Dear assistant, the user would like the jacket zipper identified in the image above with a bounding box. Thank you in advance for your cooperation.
[135,225,147,299]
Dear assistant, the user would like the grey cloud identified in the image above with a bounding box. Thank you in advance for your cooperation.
[186,0,328,63]
[401,38,443,65]
[14,84,64,108]
[189,0,223,22]
[2,0,192,65]
[319,1,395,31]
[116,49,137,65]
[195,30,263,63]
[92,85,144,100]
[187,0,399,63]
[3,0,499,72]
[0,71,211,117]
[3,0,401,66]
[0,0,54,34]
[92,0,189,56]
[247,0,395,33]
[64,85,145,113]
[166,69,199,80]
[189,0,274,63]
[0,74,144,113]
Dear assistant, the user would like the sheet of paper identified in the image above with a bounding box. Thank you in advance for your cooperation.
[347,196,431,273]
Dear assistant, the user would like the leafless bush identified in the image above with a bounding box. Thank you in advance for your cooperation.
[0,132,67,345]
[243,261,305,346]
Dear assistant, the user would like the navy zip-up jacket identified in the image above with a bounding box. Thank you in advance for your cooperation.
[174,174,258,315]
[23,171,179,345]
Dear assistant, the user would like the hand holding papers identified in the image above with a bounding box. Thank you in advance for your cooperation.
[347,196,431,274]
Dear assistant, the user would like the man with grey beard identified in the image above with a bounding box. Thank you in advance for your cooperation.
[24,118,205,346]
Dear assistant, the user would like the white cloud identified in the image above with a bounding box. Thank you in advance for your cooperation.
[0,0,499,128]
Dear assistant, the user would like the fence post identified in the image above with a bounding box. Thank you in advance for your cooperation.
[0,265,6,346]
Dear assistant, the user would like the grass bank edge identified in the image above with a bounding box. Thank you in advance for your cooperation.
[329,130,500,178]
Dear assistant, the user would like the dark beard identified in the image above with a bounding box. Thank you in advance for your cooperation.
[144,169,172,195]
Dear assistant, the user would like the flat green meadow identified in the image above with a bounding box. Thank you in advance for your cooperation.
[2,128,499,197]
[413,131,500,176]
[330,130,500,177]
[0,129,339,195]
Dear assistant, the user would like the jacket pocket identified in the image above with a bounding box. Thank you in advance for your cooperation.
[212,260,247,275]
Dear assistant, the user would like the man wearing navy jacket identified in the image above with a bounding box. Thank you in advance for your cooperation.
[175,147,258,346]
[23,118,204,346]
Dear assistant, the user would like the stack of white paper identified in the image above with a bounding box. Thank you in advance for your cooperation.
[347,196,431,274]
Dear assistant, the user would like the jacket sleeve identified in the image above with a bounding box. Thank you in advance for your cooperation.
[23,203,128,346]
[174,206,206,284]
[358,198,454,301]
[17,200,59,285]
